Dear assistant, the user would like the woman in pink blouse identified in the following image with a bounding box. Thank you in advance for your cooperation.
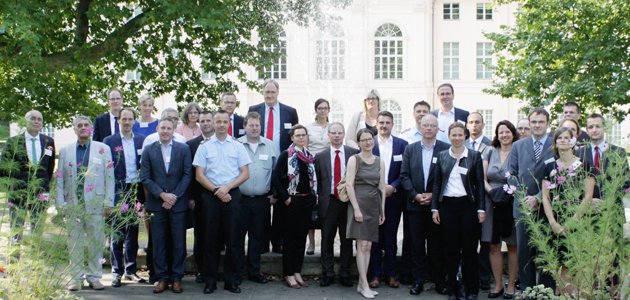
[175,102,202,140]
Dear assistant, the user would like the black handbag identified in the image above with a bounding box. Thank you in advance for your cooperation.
[489,186,512,204]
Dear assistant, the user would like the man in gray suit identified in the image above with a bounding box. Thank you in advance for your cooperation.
[315,122,359,287]
[508,108,556,292]
[141,117,192,294]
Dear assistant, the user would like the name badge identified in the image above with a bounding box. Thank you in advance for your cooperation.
[139,122,149,128]
[137,149,143,156]
[91,158,102,164]
[432,157,437,164]
[455,166,468,175]
[284,123,292,129]
[238,129,245,135]
[457,120,466,125]
[45,149,53,157]
[393,155,402,162]
[165,157,171,165]
[544,158,555,165]
[259,154,269,161]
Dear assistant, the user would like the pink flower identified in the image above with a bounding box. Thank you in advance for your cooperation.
[114,146,124,152]
[545,181,557,190]
[135,202,142,212]
[625,187,630,194]
[106,161,114,169]
[99,147,105,155]
[556,176,567,185]
[504,171,511,179]
[556,162,564,172]
[86,184,94,193]
[136,211,144,218]
[86,128,94,135]
[56,170,63,178]
[77,162,82,167]
[38,193,49,202]
[7,202,15,208]
[119,203,129,213]
[564,201,572,206]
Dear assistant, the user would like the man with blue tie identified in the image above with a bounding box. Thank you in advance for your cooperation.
[141,117,192,294]
[103,108,146,287]
[368,111,408,289]
[93,88,124,142]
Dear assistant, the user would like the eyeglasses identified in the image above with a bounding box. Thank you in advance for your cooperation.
[316,107,330,111]
[365,98,378,102]
[518,127,531,131]
[293,134,307,138]
[359,138,373,143]
[421,124,438,128]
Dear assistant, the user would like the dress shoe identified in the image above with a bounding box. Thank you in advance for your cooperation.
[88,280,105,290]
[410,283,423,295]
[357,285,375,299]
[111,276,122,287]
[488,288,504,298]
[171,281,183,293]
[203,282,217,294]
[320,276,334,287]
[387,277,400,288]
[195,273,204,283]
[466,294,479,300]
[369,277,380,288]
[153,281,169,294]
[67,280,82,291]
[306,249,315,255]
[125,273,147,283]
[339,276,353,287]
[224,283,241,293]
[434,283,449,295]
[480,279,491,290]
[249,274,268,284]
[503,291,515,299]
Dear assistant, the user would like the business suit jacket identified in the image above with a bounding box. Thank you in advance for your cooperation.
[372,135,408,189]
[232,114,245,138]
[56,141,115,214]
[93,112,114,142]
[431,107,470,137]
[315,146,360,218]
[464,136,492,158]
[248,102,299,152]
[576,142,629,199]
[400,140,450,212]
[186,135,206,203]
[1,134,56,205]
[141,140,192,213]
[103,133,146,203]
[507,135,554,218]
[431,148,485,212]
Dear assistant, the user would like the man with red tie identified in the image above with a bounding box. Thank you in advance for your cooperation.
[248,79,299,253]
[221,92,245,138]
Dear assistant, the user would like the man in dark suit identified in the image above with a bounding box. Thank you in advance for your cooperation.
[141,117,192,294]
[186,111,214,283]
[368,111,409,288]
[1,110,55,242]
[221,92,244,138]
[93,88,124,142]
[103,108,146,287]
[248,79,299,253]
[315,122,360,288]
[431,83,469,143]
[400,114,450,295]
[508,108,556,292]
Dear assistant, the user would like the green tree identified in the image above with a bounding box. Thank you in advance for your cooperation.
[485,0,629,121]
[0,0,350,126]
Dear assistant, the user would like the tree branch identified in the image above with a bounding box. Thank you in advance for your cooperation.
[74,0,92,46]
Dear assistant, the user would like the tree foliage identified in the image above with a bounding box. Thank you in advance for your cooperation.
[485,0,629,121]
[0,0,350,126]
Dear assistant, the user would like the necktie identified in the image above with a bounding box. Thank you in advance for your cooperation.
[594,146,600,175]
[31,137,38,164]
[333,150,341,198]
[471,141,477,151]
[266,107,274,140]
[114,116,120,133]
[534,140,542,162]
[228,118,233,136]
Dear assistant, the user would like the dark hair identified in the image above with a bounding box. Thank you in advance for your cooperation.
[377,110,394,121]
[559,118,581,137]
[448,122,466,135]
[563,101,581,114]
[413,100,430,111]
[117,107,137,119]
[159,117,177,128]
[586,113,606,127]
[491,120,519,148]
[552,126,575,157]
[314,98,330,122]
[437,83,454,94]
[356,128,374,142]
[243,111,261,127]
[528,107,550,122]
[289,124,308,136]
[182,102,202,124]
[213,109,230,118]
[468,111,484,123]
[221,92,237,101]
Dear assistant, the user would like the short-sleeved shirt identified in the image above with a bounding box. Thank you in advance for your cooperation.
[193,135,252,186]
[238,136,277,196]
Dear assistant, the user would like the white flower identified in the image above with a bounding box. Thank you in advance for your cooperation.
[504,171,511,179]
[550,169,557,177]
[99,257,107,265]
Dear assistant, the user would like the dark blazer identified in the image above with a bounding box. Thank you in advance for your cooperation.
[507,135,554,218]
[431,107,470,137]
[315,146,360,218]
[464,136,492,158]
[232,114,245,138]
[431,148,485,212]
[186,135,205,203]
[372,135,408,189]
[1,134,55,204]
[141,141,192,213]
[103,133,146,203]
[93,112,115,142]
[400,140,450,212]
[576,142,629,198]
[248,102,299,152]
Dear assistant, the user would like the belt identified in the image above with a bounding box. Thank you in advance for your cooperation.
[293,193,311,197]
[242,194,268,199]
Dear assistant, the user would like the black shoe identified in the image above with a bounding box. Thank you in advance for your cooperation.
[488,288,504,298]
[448,295,458,300]
[224,283,241,293]
[466,294,479,300]
[410,283,423,295]
[249,274,268,284]
[125,273,147,283]
[339,276,353,287]
[435,283,449,295]
[320,276,334,287]
[111,276,122,287]
[480,280,491,290]
[203,282,217,294]
[195,273,204,283]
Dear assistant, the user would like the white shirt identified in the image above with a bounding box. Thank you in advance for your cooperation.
[378,135,393,183]
[160,140,173,173]
[265,103,281,154]
[121,133,139,183]
[469,135,485,151]
[437,107,455,134]
[24,132,41,164]
[109,111,118,134]
[142,132,187,151]
[399,127,422,144]
[443,147,468,197]
[329,145,346,192]
[421,140,436,190]
[590,140,608,163]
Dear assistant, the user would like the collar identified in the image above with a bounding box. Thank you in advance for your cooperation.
[470,135,484,145]
[160,140,173,147]
[590,140,608,151]
[421,140,436,150]
[76,141,90,149]
[265,102,279,111]
[532,134,548,145]
[449,146,469,159]
[378,135,392,144]
[25,131,39,140]
[210,135,233,144]
[440,107,455,115]
[330,145,345,155]
[120,132,135,141]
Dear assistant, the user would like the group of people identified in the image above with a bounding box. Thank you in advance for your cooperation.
[2,80,628,299]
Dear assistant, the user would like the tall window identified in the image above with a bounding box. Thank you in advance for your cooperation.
[476,42,493,80]
[261,31,287,79]
[41,124,56,139]
[443,42,460,79]
[381,99,402,135]
[125,69,141,82]
[374,23,403,80]
[476,3,493,20]
[606,118,622,146]
[316,24,345,80]
[330,99,344,123]
[477,109,494,138]
[443,3,460,20]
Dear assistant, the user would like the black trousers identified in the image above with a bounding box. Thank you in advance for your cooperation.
[320,195,353,278]
[239,194,270,277]
[270,201,285,250]
[407,208,446,286]
[282,194,315,276]
[441,197,480,296]
[202,188,242,285]
[193,194,204,274]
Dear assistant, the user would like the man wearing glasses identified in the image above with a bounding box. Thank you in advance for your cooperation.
[93,88,124,142]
